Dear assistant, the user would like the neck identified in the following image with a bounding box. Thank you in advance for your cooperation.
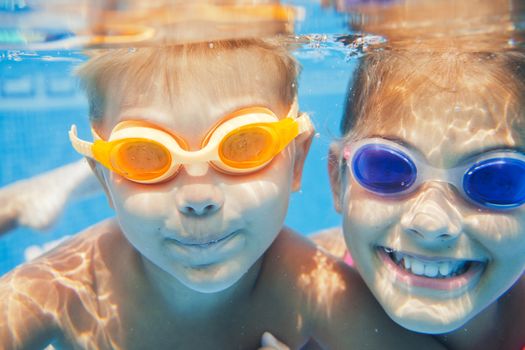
[140,255,264,317]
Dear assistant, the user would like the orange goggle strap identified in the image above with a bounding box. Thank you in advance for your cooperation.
[69,125,138,178]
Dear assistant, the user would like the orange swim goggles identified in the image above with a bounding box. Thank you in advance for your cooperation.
[69,101,312,184]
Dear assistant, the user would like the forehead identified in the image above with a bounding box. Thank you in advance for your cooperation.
[100,45,291,139]
[359,69,524,165]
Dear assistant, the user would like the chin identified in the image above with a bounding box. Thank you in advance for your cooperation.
[182,278,238,294]
[389,312,467,334]
[380,296,474,334]
[177,261,248,294]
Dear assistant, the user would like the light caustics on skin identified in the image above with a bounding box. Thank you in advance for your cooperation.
[0,230,124,349]
[339,50,525,333]
[0,37,306,347]
[89,41,302,295]
[372,230,480,327]
[298,250,346,319]
[373,263,475,325]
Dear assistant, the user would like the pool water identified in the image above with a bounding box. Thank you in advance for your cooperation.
[0,2,356,274]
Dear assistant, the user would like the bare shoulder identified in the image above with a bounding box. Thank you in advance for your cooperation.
[0,219,130,306]
[263,227,342,278]
[309,226,346,258]
[0,219,127,349]
[265,229,445,349]
[253,228,361,342]
[261,228,365,318]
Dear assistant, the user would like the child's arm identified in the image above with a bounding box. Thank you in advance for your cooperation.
[0,267,59,349]
[0,159,100,235]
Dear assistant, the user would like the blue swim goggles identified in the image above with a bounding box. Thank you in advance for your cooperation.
[343,138,525,210]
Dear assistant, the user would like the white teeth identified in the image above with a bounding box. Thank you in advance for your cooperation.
[439,262,451,276]
[411,259,424,275]
[424,264,439,277]
[382,247,472,279]
[403,257,411,269]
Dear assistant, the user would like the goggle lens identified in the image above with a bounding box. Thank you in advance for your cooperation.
[219,126,276,169]
[112,139,172,181]
[352,144,417,194]
[463,158,525,209]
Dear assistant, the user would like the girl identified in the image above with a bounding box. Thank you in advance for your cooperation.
[321,47,525,349]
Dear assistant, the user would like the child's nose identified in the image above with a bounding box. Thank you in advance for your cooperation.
[400,182,463,243]
[174,183,225,217]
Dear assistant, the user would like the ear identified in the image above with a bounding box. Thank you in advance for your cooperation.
[86,158,115,209]
[328,143,343,213]
[291,120,314,192]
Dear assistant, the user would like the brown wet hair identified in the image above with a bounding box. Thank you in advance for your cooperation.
[341,48,525,143]
[76,39,300,126]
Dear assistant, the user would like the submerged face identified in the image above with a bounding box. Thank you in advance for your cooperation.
[92,46,308,293]
[334,81,525,333]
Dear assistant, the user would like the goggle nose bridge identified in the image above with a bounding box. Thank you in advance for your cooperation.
[410,160,468,192]
[166,145,221,165]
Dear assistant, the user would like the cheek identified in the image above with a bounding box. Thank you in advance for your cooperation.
[235,162,293,221]
[105,174,171,219]
[343,182,402,234]
[464,209,525,258]
[122,191,172,218]
[230,158,294,246]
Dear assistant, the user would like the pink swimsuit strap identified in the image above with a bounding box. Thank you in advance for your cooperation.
[343,250,354,267]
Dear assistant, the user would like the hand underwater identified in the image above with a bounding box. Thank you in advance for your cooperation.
[0,159,97,235]
[259,332,291,350]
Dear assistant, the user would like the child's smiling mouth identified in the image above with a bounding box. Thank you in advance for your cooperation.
[377,246,487,292]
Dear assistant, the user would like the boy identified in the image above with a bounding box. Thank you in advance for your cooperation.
[0,40,444,349]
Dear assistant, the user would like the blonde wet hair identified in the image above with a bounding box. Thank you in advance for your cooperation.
[342,49,525,143]
[77,39,299,125]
